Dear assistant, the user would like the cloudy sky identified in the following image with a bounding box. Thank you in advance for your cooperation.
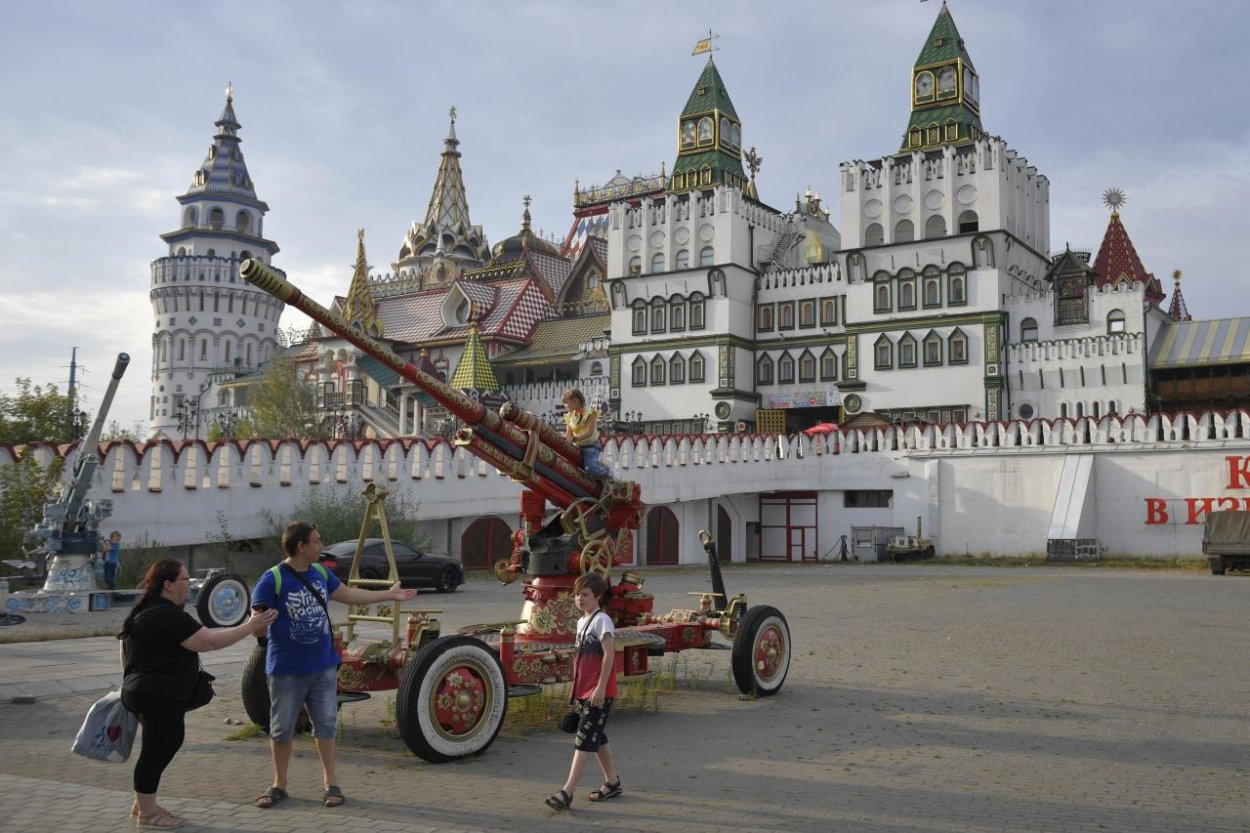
[2,0,1246,433]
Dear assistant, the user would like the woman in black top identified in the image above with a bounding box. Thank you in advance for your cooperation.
[118,559,275,829]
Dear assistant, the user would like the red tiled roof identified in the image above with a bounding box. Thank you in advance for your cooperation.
[1092,212,1164,304]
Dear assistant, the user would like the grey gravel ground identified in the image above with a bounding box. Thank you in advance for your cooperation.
[0,563,1246,833]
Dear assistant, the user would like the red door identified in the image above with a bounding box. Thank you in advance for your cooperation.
[645,506,679,565]
[461,517,512,570]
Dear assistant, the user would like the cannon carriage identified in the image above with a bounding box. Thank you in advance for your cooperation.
[237,259,792,762]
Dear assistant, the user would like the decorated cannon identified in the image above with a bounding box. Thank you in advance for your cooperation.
[238,258,791,762]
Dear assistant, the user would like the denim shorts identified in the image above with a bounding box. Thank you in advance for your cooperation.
[268,666,338,743]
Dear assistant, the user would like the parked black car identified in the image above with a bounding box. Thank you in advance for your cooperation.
[320,538,464,593]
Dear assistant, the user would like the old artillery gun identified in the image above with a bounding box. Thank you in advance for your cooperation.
[237,258,792,762]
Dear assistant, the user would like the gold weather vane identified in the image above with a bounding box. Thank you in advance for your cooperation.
[692,30,721,56]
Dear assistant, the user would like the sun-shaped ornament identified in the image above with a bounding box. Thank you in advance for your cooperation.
[1102,188,1126,212]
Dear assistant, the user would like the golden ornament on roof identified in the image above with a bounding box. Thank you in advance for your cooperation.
[1102,188,1126,212]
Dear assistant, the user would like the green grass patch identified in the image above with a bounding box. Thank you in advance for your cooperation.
[225,722,266,741]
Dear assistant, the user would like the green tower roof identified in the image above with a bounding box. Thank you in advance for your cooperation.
[671,57,747,193]
[901,3,984,152]
[682,57,739,120]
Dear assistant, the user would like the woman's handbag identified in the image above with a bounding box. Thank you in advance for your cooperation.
[72,690,138,763]
[186,669,216,711]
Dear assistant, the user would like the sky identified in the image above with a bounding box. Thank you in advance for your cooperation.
[1,0,1247,434]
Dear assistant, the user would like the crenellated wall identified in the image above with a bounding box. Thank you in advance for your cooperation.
[6,410,1249,563]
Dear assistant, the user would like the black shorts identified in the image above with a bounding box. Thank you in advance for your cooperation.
[573,697,614,752]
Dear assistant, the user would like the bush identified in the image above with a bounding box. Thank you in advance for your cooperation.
[262,487,430,555]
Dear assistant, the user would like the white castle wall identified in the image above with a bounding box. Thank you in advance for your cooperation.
[6,410,1249,565]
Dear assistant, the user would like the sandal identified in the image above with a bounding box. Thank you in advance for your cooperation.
[136,813,184,829]
[131,804,170,819]
[322,785,346,808]
[545,789,573,811]
[255,786,288,809]
[588,778,623,802]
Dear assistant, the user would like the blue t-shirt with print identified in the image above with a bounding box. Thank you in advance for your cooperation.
[252,562,342,676]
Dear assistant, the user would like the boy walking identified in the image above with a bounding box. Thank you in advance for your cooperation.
[102,531,122,590]
[546,572,624,811]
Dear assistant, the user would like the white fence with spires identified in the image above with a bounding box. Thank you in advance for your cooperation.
[5,409,1250,561]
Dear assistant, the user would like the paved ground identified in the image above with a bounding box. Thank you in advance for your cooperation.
[0,563,1247,833]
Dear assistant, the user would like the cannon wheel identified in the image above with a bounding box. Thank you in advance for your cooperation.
[731,605,791,697]
[196,573,249,628]
[241,642,271,730]
[396,635,508,763]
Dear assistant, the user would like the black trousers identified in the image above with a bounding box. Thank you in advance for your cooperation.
[121,690,187,794]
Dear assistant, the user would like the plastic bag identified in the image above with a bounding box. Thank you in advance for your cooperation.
[72,690,138,763]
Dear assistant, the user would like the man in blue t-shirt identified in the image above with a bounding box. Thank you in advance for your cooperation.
[251,520,416,810]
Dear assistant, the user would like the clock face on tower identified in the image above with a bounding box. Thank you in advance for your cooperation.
[915,72,934,100]
[938,66,957,96]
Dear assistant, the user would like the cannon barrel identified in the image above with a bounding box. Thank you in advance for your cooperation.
[238,259,604,508]
[61,352,130,527]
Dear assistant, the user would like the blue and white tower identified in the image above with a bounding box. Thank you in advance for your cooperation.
[149,85,284,438]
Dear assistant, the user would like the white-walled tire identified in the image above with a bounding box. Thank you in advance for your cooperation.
[731,605,791,697]
[196,573,249,628]
[396,636,508,762]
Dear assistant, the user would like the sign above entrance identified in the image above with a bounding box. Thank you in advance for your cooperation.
[764,390,840,410]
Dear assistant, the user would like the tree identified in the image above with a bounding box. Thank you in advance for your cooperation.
[245,354,328,439]
[0,378,72,445]
[0,454,63,559]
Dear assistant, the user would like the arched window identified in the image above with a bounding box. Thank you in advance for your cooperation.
[1076,402,1085,418]
[650,298,666,332]
[756,354,774,386]
[669,353,686,384]
[1107,309,1126,334]
[923,267,942,307]
[689,351,706,383]
[675,249,690,270]
[1021,317,1038,342]
[208,208,224,230]
[689,292,706,330]
[894,219,914,242]
[176,246,187,256]
[925,215,947,239]
[948,264,967,304]
[590,361,603,376]
[923,331,943,366]
[874,335,893,369]
[778,353,795,384]
[650,355,666,385]
[699,246,715,266]
[948,329,968,364]
[898,269,916,310]
[669,296,686,331]
[820,348,838,381]
[235,210,251,233]
[1060,403,1069,419]
[1107,401,1118,416]
[631,357,646,387]
[898,333,917,367]
[650,252,666,273]
[958,210,979,233]
[177,339,186,362]
[798,351,816,383]
[631,299,647,335]
[182,207,197,228]
[873,271,892,313]
[1093,401,1101,419]
[205,249,216,258]
[864,223,884,246]
[628,256,641,275]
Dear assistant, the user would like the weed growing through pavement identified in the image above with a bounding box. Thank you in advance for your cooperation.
[225,723,265,742]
